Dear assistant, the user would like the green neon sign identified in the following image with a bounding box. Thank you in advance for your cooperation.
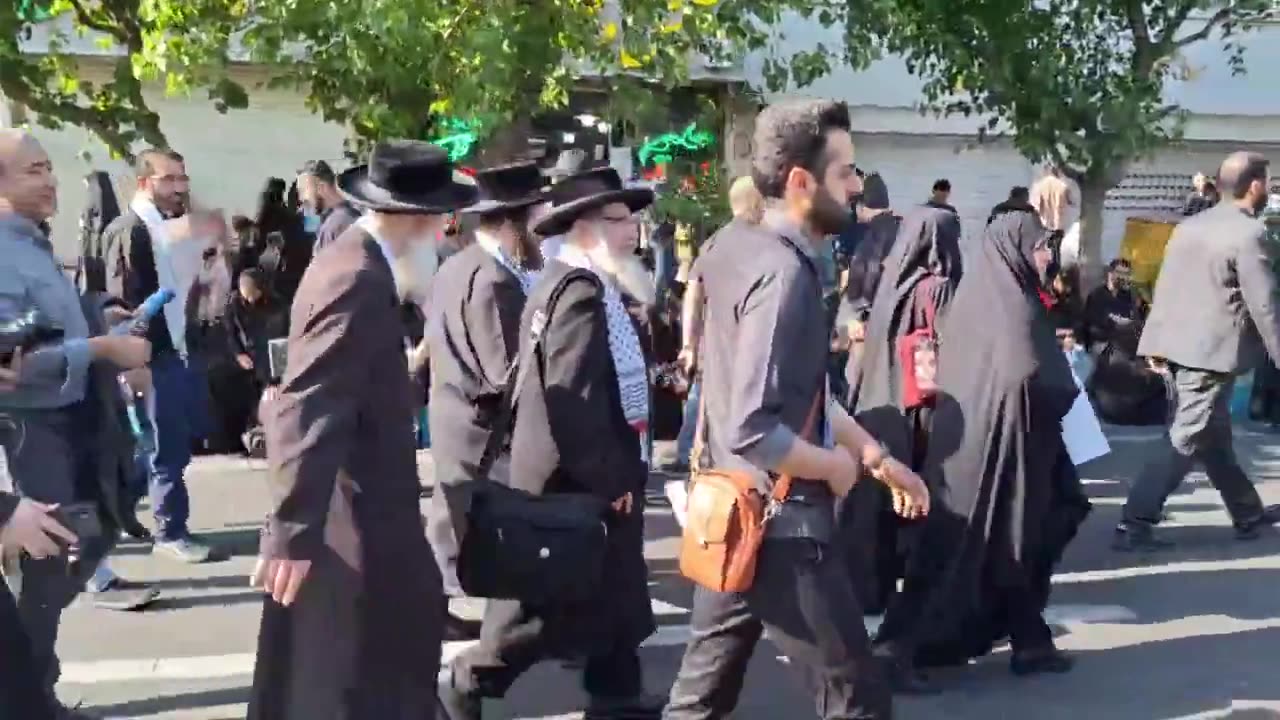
[431,117,480,162]
[18,0,54,21]
[638,123,716,167]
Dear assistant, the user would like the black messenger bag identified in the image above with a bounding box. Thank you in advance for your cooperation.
[456,270,612,606]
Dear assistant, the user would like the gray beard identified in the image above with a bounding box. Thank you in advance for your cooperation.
[587,242,654,306]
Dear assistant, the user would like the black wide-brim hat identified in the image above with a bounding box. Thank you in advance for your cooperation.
[532,167,654,237]
[461,161,549,215]
[338,139,478,214]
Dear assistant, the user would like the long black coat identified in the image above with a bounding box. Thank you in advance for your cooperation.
[493,260,655,655]
[425,244,527,594]
[249,227,443,720]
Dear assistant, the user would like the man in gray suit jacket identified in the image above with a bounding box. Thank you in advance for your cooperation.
[1116,151,1280,551]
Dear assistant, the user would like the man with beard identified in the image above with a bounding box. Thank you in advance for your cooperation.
[298,160,360,253]
[248,140,476,719]
[1116,151,1280,551]
[662,100,931,720]
[425,162,545,611]
[440,167,664,720]
[101,148,220,564]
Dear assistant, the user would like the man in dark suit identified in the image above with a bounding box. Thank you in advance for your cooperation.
[248,140,477,719]
[425,162,545,600]
[440,168,664,720]
[297,160,359,253]
[1116,151,1280,551]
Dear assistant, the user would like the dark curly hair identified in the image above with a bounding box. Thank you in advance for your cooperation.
[750,99,852,199]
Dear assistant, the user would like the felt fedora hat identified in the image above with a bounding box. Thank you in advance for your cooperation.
[532,167,653,237]
[337,139,478,214]
[461,162,549,215]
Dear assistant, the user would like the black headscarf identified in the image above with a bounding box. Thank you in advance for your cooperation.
[80,171,120,256]
[842,173,900,314]
[877,209,1089,665]
[848,205,962,457]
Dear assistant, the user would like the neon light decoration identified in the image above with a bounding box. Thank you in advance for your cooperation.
[18,0,54,21]
[638,123,716,167]
[431,118,480,162]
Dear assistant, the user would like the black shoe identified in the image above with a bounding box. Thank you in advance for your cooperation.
[90,579,160,612]
[437,672,482,720]
[1236,504,1280,540]
[878,655,941,696]
[584,691,665,719]
[1010,647,1074,676]
[1112,523,1174,552]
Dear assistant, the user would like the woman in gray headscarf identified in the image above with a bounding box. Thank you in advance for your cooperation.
[839,205,962,614]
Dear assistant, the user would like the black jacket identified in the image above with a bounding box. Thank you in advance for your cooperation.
[100,211,176,356]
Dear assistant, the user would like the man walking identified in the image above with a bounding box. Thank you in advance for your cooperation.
[102,148,216,563]
[248,140,475,719]
[1116,151,1280,551]
[661,100,930,720]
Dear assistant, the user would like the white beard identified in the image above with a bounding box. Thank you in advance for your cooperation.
[391,236,439,305]
[586,238,655,306]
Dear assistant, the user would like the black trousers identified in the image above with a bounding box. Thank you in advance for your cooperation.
[1123,365,1266,527]
[663,539,892,720]
[451,597,644,700]
[0,580,57,720]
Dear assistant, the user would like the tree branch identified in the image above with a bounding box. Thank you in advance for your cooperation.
[65,0,129,44]
[1171,7,1231,49]
[1124,0,1152,73]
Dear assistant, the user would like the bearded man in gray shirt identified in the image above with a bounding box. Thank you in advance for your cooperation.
[662,100,931,720]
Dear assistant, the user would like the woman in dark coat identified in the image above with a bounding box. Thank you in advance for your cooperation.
[874,210,1091,678]
[76,171,122,293]
[840,205,962,613]
[255,178,311,303]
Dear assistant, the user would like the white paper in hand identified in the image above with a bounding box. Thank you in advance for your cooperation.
[665,480,689,529]
[1061,351,1110,465]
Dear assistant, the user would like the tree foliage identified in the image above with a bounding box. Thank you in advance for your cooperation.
[1,0,855,163]
[841,0,1277,278]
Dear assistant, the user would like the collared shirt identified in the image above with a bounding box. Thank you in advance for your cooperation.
[697,208,835,541]
[0,214,94,409]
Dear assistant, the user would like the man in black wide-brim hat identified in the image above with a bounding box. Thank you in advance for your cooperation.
[425,161,546,610]
[440,167,665,720]
[248,139,477,720]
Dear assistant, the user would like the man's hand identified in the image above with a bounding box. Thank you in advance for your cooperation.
[0,352,22,392]
[0,499,78,560]
[611,492,634,515]
[823,448,862,498]
[103,306,135,327]
[250,557,313,607]
[236,353,254,371]
[676,346,697,375]
[88,335,151,369]
[874,458,930,519]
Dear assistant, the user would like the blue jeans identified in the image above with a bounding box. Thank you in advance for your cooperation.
[147,352,203,541]
[675,380,700,465]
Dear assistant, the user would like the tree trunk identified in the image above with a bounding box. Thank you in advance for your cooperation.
[1074,178,1110,290]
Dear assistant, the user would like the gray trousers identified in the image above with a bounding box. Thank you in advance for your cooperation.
[1123,365,1266,527]
[0,408,113,702]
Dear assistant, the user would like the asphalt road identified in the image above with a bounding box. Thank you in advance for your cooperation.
[51,431,1280,719]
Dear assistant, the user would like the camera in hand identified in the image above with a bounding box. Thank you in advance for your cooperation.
[651,361,691,397]
[0,308,65,364]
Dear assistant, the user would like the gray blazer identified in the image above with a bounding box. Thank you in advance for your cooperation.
[1138,202,1280,374]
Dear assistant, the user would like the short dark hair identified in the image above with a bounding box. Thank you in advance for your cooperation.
[240,267,265,287]
[136,148,184,178]
[750,99,852,199]
[1108,258,1133,272]
[230,214,254,233]
[933,178,951,193]
[298,160,335,184]
[1221,152,1270,199]
[1010,185,1030,201]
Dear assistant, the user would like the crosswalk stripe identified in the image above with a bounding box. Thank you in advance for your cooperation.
[59,602,1135,686]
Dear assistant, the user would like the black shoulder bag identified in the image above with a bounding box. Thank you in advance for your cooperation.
[456,270,613,606]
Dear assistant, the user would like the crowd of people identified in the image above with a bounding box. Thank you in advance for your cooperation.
[3,94,1280,720]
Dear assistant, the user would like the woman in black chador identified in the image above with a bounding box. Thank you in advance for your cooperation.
[874,210,1091,678]
[840,205,962,614]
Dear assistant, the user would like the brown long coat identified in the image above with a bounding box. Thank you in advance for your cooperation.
[248,227,444,720]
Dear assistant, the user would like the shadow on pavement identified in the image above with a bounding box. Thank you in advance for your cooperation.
[87,686,248,716]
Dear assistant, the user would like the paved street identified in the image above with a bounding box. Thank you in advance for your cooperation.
[53,430,1280,719]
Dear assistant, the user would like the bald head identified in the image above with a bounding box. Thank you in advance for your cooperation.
[0,129,57,221]
[1219,151,1269,200]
